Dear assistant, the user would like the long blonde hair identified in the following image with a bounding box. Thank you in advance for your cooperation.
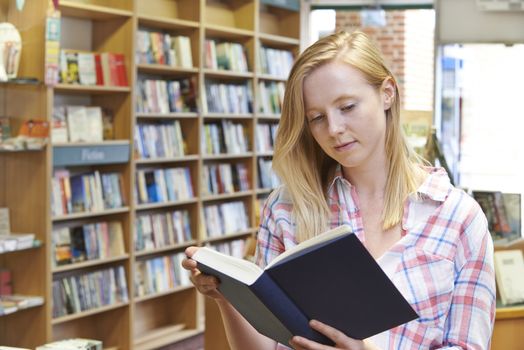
[273,31,424,242]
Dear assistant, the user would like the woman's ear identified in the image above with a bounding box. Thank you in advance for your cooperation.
[381,77,395,110]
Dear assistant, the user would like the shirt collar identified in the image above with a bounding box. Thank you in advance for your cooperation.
[327,165,451,203]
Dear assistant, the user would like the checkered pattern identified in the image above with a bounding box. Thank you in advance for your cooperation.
[256,167,495,349]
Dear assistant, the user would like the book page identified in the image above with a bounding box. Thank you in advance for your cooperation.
[267,224,352,268]
[193,247,263,285]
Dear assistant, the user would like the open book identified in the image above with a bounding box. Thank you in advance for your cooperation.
[192,225,418,345]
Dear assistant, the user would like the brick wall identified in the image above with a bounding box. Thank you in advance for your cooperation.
[335,10,406,106]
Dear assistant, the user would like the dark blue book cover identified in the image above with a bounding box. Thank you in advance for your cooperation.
[193,225,418,346]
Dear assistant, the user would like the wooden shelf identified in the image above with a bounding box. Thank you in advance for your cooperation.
[205,24,254,39]
[0,299,44,317]
[134,240,198,258]
[135,199,199,211]
[137,64,199,76]
[203,113,254,119]
[202,190,254,201]
[134,326,202,350]
[52,302,129,325]
[134,285,194,303]
[52,207,130,222]
[256,113,281,120]
[0,240,42,255]
[137,15,199,30]
[135,155,199,164]
[257,151,274,157]
[256,188,274,195]
[52,254,130,273]
[59,1,133,20]
[0,0,300,348]
[259,32,300,46]
[135,112,199,119]
[54,84,131,94]
[202,152,254,160]
[497,304,524,320]
[203,68,254,79]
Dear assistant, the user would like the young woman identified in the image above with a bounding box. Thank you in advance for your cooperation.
[182,31,495,350]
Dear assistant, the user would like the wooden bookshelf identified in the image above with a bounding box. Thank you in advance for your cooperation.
[0,0,300,349]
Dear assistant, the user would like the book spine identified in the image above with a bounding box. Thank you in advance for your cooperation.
[251,274,332,345]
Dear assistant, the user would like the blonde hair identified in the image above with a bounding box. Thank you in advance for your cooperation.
[273,31,424,242]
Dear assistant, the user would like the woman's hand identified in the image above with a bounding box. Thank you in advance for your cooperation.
[289,320,379,350]
[181,246,223,300]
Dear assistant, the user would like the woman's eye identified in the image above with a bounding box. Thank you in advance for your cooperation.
[341,104,354,112]
[309,115,324,123]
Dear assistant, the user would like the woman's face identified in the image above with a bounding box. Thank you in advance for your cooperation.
[303,61,394,172]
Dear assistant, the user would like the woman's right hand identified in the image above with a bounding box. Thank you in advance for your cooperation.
[182,246,224,300]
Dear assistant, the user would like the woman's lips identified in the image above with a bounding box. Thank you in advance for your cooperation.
[334,141,356,151]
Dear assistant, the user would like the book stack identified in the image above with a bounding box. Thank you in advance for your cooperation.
[204,39,249,72]
[258,81,285,115]
[51,170,125,216]
[134,121,186,159]
[52,106,113,144]
[135,209,192,252]
[59,50,128,87]
[0,294,44,315]
[204,81,253,114]
[136,30,193,68]
[52,266,128,318]
[135,167,194,204]
[52,221,125,267]
[0,233,35,252]
[203,201,249,238]
[202,121,249,155]
[256,123,279,153]
[136,77,197,114]
[36,339,102,350]
[258,158,281,189]
[202,162,250,195]
[134,252,190,297]
[258,46,294,78]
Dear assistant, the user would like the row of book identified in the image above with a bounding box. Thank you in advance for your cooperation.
[135,252,190,297]
[134,121,187,159]
[258,158,281,189]
[136,30,193,68]
[203,201,249,238]
[204,81,254,114]
[258,81,285,115]
[37,338,102,350]
[59,50,128,87]
[202,121,249,155]
[202,162,250,196]
[52,105,113,144]
[204,39,249,72]
[52,170,125,217]
[259,46,294,78]
[52,266,128,318]
[0,294,44,316]
[208,238,247,259]
[135,167,194,205]
[472,191,519,239]
[0,233,36,253]
[52,221,125,267]
[135,209,193,252]
[256,123,279,153]
[136,78,197,114]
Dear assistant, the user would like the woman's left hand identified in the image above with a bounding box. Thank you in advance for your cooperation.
[288,320,379,350]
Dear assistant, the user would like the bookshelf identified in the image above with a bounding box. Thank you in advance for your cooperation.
[0,0,300,349]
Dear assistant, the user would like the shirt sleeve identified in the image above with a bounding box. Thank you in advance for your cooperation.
[437,207,496,350]
[255,189,286,269]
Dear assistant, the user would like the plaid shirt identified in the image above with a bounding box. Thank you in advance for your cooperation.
[255,167,495,350]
